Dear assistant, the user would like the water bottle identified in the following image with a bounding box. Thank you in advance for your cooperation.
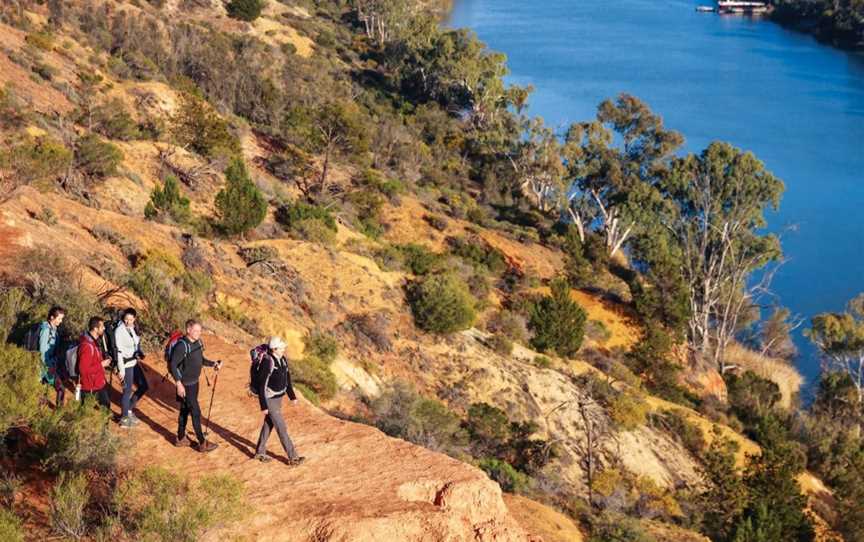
[75,384,81,402]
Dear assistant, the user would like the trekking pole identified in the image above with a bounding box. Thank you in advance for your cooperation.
[204,368,219,438]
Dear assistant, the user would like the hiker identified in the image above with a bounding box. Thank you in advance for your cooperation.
[115,308,148,428]
[37,306,66,407]
[77,316,113,409]
[253,337,304,465]
[170,319,221,453]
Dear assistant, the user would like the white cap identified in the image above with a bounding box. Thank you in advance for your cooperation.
[269,336,287,350]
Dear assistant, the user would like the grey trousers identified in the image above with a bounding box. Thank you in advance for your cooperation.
[256,394,298,460]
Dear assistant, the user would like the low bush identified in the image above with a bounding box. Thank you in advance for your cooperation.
[447,237,507,275]
[487,334,513,356]
[293,218,337,245]
[171,93,240,159]
[25,30,54,51]
[586,320,612,343]
[370,382,466,453]
[650,410,705,456]
[589,512,655,542]
[346,190,385,239]
[407,273,476,334]
[36,402,118,472]
[533,355,552,369]
[291,355,338,401]
[423,214,448,231]
[226,0,266,21]
[485,309,529,344]
[395,243,443,276]
[144,175,191,224]
[75,134,123,179]
[115,466,244,542]
[275,201,337,244]
[0,508,24,542]
[237,245,278,266]
[209,300,260,336]
[357,168,404,201]
[0,344,42,436]
[528,278,586,358]
[467,403,511,455]
[50,472,89,540]
[90,98,140,141]
[608,391,650,432]
[478,458,529,493]
[0,136,72,185]
[303,329,338,363]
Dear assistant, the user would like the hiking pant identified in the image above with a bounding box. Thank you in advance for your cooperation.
[81,386,110,410]
[256,395,298,460]
[121,364,149,418]
[51,373,65,407]
[177,382,205,443]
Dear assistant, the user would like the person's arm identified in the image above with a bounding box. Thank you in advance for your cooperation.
[170,340,186,382]
[115,326,127,375]
[285,359,297,401]
[38,325,51,367]
[258,357,273,411]
[201,344,221,371]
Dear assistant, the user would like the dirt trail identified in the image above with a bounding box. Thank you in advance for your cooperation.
[117,335,528,542]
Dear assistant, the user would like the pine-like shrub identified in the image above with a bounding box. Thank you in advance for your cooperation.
[215,158,267,236]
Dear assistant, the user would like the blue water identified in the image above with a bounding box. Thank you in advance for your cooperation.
[449,0,864,392]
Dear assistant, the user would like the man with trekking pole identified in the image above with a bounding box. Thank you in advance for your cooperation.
[170,319,221,453]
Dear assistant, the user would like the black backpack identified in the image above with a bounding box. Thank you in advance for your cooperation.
[248,344,270,395]
[22,322,42,352]
[101,320,121,370]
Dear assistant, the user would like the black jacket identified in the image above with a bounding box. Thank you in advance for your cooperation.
[170,337,215,385]
[257,352,297,410]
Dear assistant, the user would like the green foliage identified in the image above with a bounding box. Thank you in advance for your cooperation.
[208,300,260,336]
[90,98,141,141]
[50,472,89,540]
[145,175,191,223]
[75,134,123,178]
[588,512,655,542]
[608,390,649,431]
[528,278,586,358]
[172,93,240,159]
[303,329,338,363]
[650,409,705,456]
[447,236,507,275]
[725,371,782,431]
[115,466,244,542]
[292,355,338,401]
[0,136,72,185]
[215,158,267,236]
[0,85,28,128]
[36,402,119,473]
[699,427,748,541]
[370,382,465,453]
[407,273,476,334]
[772,0,864,49]
[533,355,552,369]
[485,309,529,344]
[467,402,511,455]
[25,31,54,50]
[126,251,211,333]
[625,324,690,405]
[0,508,24,542]
[275,201,337,244]
[478,458,529,493]
[0,471,22,509]
[487,333,513,355]
[0,344,42,436]
[225,0,266,22]
[395,243,443,276]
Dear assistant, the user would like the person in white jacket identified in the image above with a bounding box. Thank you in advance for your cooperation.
[115,308,149,428]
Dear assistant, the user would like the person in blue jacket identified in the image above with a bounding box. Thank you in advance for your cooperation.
[38,306,66,407]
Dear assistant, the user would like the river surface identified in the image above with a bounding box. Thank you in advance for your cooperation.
[448,0,864,392]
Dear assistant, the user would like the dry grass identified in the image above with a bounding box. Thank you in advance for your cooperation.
[503,494,583,542]
[723,342,804,408]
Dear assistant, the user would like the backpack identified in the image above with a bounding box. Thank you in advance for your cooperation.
[248,344,270,396]
[22,323,42,352]
[163,330,187,378]
[101,320,121,369]
[65,344,79,378]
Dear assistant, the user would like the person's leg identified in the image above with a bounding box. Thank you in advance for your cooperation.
[121,366,134,418]
[131,365,149,410]
[177,395,189,440]
[256,409,274,456]
[266,396,298,460]
[54,376,65,408]
[186,383,206,443]
[96,386,110,410]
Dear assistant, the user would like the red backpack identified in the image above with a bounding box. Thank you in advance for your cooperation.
[163,330,186,378]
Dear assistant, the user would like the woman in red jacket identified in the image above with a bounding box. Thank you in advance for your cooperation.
[78,316,112,409]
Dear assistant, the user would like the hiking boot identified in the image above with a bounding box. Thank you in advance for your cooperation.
[129,412,141,425]
[174,436,192,448]
[197,440,218,453]
[288,456,306,466]
[254,453,272,463]
[119,416,135,429]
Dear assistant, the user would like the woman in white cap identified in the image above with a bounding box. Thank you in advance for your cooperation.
[254,336,304,464]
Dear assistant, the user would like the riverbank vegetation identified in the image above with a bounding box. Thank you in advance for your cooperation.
[0,0,860,540]
[772,0,864,50]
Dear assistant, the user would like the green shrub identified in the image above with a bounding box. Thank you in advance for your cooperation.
[25,31,54,50]
[0,344,42,436]
[0,508,24,542]
[487,334,513,356]
[370,382,465,453]
[345,190,385,239]
[215,158,267,236]
[395,244,443,276]
[75,134,123,178]
[357,168,403,200]
[37,206,58,225]
[0,136,72,184]
[528,278,587,358]
[650,409,705,456]
[275,201,337,232]
[589,512,654,542]
[447,237,507,275]
[171,93,240,159]
[408,273,476,334]
[145,175,191,223]
[50,472,89,540]
[226,0,266,21]
[292,218,337,245]
[36,402,118,473]
[609,391,650,431]
[467,403,511,454]
[533,355,552,369]
[478,458,529,493]
[208,300,260,336]
[293,383,319,406]
[485,309,529,344]
[423,214,448,231]
[115,466,244,542]
[0,86,28,128]
[292,356,337,401]
[586,320,612,343]
[237,245,278,265]
[0,471,22,509]
[303,329,338,363]
[91,98,140,141]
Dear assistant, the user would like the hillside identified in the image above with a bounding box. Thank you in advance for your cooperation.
[0,1,854,542]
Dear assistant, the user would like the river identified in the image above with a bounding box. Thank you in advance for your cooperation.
[448,0,864,392]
